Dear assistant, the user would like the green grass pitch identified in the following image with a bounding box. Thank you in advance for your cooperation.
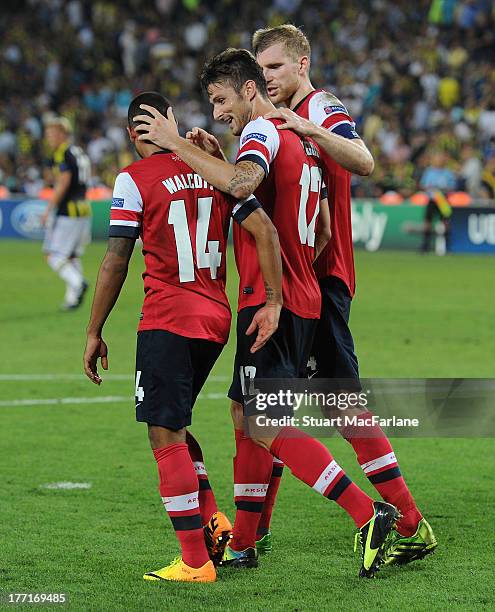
[0,240,494,611]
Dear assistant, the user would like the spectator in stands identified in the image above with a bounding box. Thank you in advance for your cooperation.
[459,143,483,196]
[480,155,495,200]
[0,0,493,202]
[420,151,457,192]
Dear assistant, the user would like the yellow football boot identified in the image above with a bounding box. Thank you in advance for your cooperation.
[143,557,216,583]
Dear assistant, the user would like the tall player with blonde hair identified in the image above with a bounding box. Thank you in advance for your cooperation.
[253,24,437,566]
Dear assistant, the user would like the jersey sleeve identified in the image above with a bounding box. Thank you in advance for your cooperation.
[308,91,360,140]
[236,117,280,176]
[321,181,328,201]
[108,171,143,239]
[59,149,72,172]
[231,195,263,225]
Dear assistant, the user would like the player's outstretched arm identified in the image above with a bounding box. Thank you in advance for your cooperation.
[264,108,374,176]
[315,197,331,261]
[133,106,265,199]
[238,207,283,353]
[84,237,135,384]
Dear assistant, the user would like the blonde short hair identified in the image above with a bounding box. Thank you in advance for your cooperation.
[252,24,311,62]
[45,116,73,134]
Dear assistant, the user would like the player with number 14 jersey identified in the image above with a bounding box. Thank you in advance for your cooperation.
[85,91,284,584]
[110,152,232,344]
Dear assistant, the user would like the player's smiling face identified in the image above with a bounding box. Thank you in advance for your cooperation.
[257,43,302,105]
[207,82,252,136]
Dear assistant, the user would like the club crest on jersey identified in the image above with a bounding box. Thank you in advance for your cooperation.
[242,132,267,145]
[112,197,125,208]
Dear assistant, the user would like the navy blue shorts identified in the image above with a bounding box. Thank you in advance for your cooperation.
[308,276,360,383]
[228,306,317,411]
[135,330,223,431]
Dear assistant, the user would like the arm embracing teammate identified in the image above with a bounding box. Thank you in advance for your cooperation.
[134,50,402,578]
[83,91,283,584]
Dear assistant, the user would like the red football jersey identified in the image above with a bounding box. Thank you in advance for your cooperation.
[293,89,359,296]
[109,152,232,344]
[234,117,323,319]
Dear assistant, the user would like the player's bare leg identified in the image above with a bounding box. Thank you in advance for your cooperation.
[148,424,186,449]
[230,400,244,430]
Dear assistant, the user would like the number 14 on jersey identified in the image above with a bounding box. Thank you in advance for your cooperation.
[168,195,222,283]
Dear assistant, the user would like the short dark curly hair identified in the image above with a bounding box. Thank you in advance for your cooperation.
[200,48,268,97]
[127,91,171,129]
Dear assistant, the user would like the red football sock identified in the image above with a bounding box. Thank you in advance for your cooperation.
[270,427,374,528]
[341,411,422,536]
[257,458,284,535]
[153,443,210,568]
[231,429,273,551]
[186,431,218,525]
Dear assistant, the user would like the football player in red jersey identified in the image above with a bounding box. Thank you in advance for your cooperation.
[134,50,399,578]
[254,25,437,565]
[83,91,284,584]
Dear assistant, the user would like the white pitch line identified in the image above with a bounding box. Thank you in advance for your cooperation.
[0,374,229,382]
[0,396,129,407]
[41,482,92,490]
[0,374,131,381]
[0,392,227,408]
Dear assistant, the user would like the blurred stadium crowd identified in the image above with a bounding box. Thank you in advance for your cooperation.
[1,0,494,202]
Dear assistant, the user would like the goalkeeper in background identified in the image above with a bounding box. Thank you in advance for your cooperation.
[41,117,91,310]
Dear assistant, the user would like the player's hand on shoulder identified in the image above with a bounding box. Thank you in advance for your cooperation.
[264,108,314,136]
[83,335,109,385]
[186,127,224,159]
[246,303,282,353]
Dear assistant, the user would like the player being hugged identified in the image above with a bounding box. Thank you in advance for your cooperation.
[83,91,283,584]
[134,51,400,578]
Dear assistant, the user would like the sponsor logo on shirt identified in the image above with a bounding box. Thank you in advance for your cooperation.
[241,132,267,145]
[324,105,347,115]
[112,197,125,208]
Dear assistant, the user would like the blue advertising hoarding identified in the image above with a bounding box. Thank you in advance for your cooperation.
[0,199,48,240]
[1,198,494,254]
[449,207,495,254]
